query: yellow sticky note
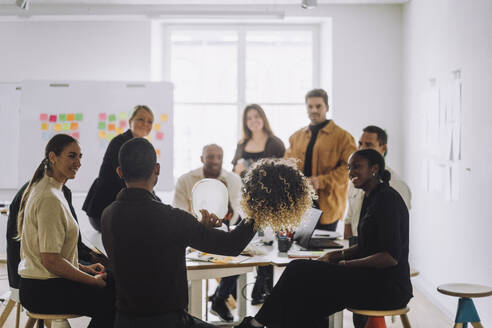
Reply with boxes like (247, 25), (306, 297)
(153, 123), (161, 131)
(98, 131), (107, 139)
(155, 148), (161, 157)
(41, 123), (49, 131)
(160, 114), (168, 122)
(116, 127), (124, 134)
(53, 123), (62, 131)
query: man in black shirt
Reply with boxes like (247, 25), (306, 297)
(101, 138), (256, 328)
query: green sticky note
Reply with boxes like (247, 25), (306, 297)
(98, 122), (106, 130)
(62, 123), (70, 131)
(59, 114), (66, 122)
(119, 112), (127, 120)
(107, 132), (116, 141)
(108, 114), (116, 122)
(75, 113), (83, 121)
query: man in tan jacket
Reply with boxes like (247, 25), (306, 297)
(285, 89), (356, 231)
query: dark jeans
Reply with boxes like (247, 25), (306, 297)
(115, 310), (215, 328)
(255, 260), (411, 328)
(217, 275), (238, 299)
(20, 277), (115, 328)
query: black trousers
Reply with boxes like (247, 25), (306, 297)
(115, 310), (215, 328)
(255, 260), (410, 328)
(20, 277), (115, 328)
(217, 275), (238, 299)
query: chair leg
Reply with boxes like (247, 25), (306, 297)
(453, 324), (464, 328)
(24, 318), (36, 328)
(365, 316), (387, 328)
(15, 303), (21, 328)
(36, 319), (44, 328)
(44, 320), (51, 328)
(0, 299), (16, 326)
(400, 313), (411, 328)
(471, 322), (483, 328)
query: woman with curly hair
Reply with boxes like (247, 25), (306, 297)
(236, 149), (413, 328)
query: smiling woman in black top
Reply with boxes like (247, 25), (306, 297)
(235, 149), (413, 328)
(83, 105), (154, 232)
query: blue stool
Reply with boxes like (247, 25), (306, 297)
(437, 283), (492, 328)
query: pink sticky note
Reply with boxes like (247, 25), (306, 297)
(72, 132), (80, 140)
(40, 113), (49, 121)
(119, 120), (127, 128)
(99, 113), (107, 120)
(49, 115), (57, 122)
(156, 132), (164, 140)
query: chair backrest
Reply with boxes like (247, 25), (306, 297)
(6, 182), (28, 289)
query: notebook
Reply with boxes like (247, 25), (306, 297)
(293, 208), (343, 250)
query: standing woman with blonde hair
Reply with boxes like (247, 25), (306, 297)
(83, 105), (154, 231)
(18, 134), (115, 327)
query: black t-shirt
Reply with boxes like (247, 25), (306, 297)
(357, 183), (413, 298)
(303, 120), (330, 177)
(101, 188), (256, 316)
(243, 150), (265, 162)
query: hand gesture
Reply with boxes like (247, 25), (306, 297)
(317, 250), (343, 264)
(234, 159), (246, 175)
(85, 263), (105, 275)
(199, 209), (222, 228)
(93, 272), (107, 288)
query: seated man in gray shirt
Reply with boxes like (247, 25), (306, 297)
(101, 138), (256, 328)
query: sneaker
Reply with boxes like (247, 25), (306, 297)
(234, 316), (263, 328)
(211, 297), (234, 322)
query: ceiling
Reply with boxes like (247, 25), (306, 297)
(0, 0), (408, 4)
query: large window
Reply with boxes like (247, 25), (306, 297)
(169, 26), (318, 178)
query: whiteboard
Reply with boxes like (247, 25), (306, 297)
(18, 81), (174, 192)
(0, 84), (21, 188)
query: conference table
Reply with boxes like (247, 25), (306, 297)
(84, 228), (346, 327)
(186, 241), (347, 327)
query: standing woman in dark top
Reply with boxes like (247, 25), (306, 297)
(83, 105), (154, 232)
(233, 104), (285, 305)
(235, 149), (413, 328)
(232, 104), (285, 177)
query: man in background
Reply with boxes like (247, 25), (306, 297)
(285, 88), (356, 231)
(173, 144), (242, 322)
(344, 125), (412, 328)
(173, 144), (241, 225)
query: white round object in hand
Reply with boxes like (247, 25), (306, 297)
(192, 178), (229, 220)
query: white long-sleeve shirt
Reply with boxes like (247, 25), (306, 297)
(173, 167), (242, 225)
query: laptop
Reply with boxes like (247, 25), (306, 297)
(293, 208), (343, 250)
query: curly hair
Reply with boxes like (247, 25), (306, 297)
(241, 158), (316, 231)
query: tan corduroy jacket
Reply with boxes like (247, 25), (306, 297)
(285, 120), (356, 225)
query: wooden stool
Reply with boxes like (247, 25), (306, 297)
(348, 307), (411, 328)
(437, 283), (492, 328)
(0, 288), (22, 328)
(25, 312), (81, 328)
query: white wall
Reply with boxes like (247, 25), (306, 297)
(402, 0), (492, 323)
(0, 21), (152, 81)
(0, 20), (152, 200)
